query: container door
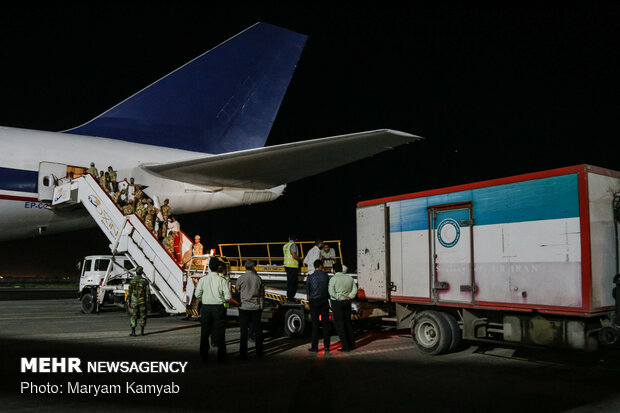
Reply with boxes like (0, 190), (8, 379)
(428, 202), (475, 304)
(357, 203), (390, 300)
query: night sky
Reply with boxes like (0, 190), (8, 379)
(0, 2), (618, 277)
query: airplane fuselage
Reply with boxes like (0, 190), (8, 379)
(0, 126), (284, 241)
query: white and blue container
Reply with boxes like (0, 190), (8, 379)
(357, 165), (620, 353)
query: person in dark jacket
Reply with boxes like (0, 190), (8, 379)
(236, 260), (264, 359)
(306, 260), (330, 352)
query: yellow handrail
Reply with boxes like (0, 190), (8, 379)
(217, 240), (343, 268)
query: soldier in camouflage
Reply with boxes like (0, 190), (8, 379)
(163, 233), (176, 260)
(122, 199), (135, 216)
(134, 184), (144, 202)
(161, 198), (172, 219)
(193, 235), (205, 266)
(87, 162), (98, 179)
(107, 166), (118, 192)
(128, 266), (150, 336)
(104, 172), (113, 194)
(112, 190), (122, 206)
(160, 198), (172, 236)
(98, 170), (107, 188)
(145, 208), (157, 236)
(135, 199), (147, 221)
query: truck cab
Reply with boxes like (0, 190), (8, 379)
(78, 255), (135, 313)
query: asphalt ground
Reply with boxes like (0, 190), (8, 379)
(0, 288), (76, 300)
(1, 299), (619, 413)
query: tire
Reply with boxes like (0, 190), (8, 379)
(81, 292), (96, 314)
(411, 310), (452, 355)
(440, 312), (462, 353)
(283, 309), (305, 337)
(598, 327), (619, 347)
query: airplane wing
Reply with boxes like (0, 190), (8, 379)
(142, 129), (421, 189)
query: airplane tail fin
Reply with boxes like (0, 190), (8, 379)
(64, 23), (307, 154)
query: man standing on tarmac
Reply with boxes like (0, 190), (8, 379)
(303, 240), (323, 275)
(306, 260), (330, 353)
(283, 236), (301, 302)
(195, 259), (231, 362)
(236, 260), (264, 359)
(128, 266), (150, 337)
(328, 262), (357, 352)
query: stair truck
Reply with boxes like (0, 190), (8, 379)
(356, 165), (620, 354)
(53, 173), (195, 316)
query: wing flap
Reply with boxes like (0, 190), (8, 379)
(142, 129), (421, 189)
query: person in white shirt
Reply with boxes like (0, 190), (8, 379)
(127, 177), (136, 201)
(166, 216), (181, 236)
(303, 239), (323, 275)
(118, 177), (129, 192)
(321, 243), (336, 271)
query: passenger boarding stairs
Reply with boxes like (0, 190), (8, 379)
(52, 174), (193, 314)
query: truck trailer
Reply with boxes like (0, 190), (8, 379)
(356, 165), (620, 354)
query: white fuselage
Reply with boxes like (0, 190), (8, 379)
(0, 126), (285, 241)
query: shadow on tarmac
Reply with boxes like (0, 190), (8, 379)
(143, 324), (201, 336)
(2, 332), (620, 413)
(348, 329), (409, 351)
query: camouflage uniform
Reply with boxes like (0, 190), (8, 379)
(112, 191), (122, 205)
(163, 234), (175, 259)
(193, 241), (204, 256)
(161, 202), (172, 236)
(99, 173), (107, 189)
(135, 201), (147, 221)
(87, 165), (98, 179)
(192, 240), (205, 266)
(128, 270), (150, 335)
(134, 185), (143, 201)
(108, 169), (117, 192)
(161, 203), (172, 220)
(145, 210), (156, 236)
(122, 204), (134, 215)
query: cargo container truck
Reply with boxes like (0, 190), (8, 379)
(356, 165), (620, 354)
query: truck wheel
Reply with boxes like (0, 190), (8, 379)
(411, 310), (452, 355)
(81, 292), (96, 314)
(598, 327), (619, 347)
(440, 312), (462, 353)
(283, 309), (305, 337)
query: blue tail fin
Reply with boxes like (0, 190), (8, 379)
(64, 23), (307, 154)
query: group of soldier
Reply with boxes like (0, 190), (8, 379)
(87, 162), (180, 263)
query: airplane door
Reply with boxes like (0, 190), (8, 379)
(428, 202), (475, 304)
(38, 162), (67, 201)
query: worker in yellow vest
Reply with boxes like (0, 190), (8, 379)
(283, 236), (301, 302)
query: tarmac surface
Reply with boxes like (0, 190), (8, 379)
(1, 298), (620, 412)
